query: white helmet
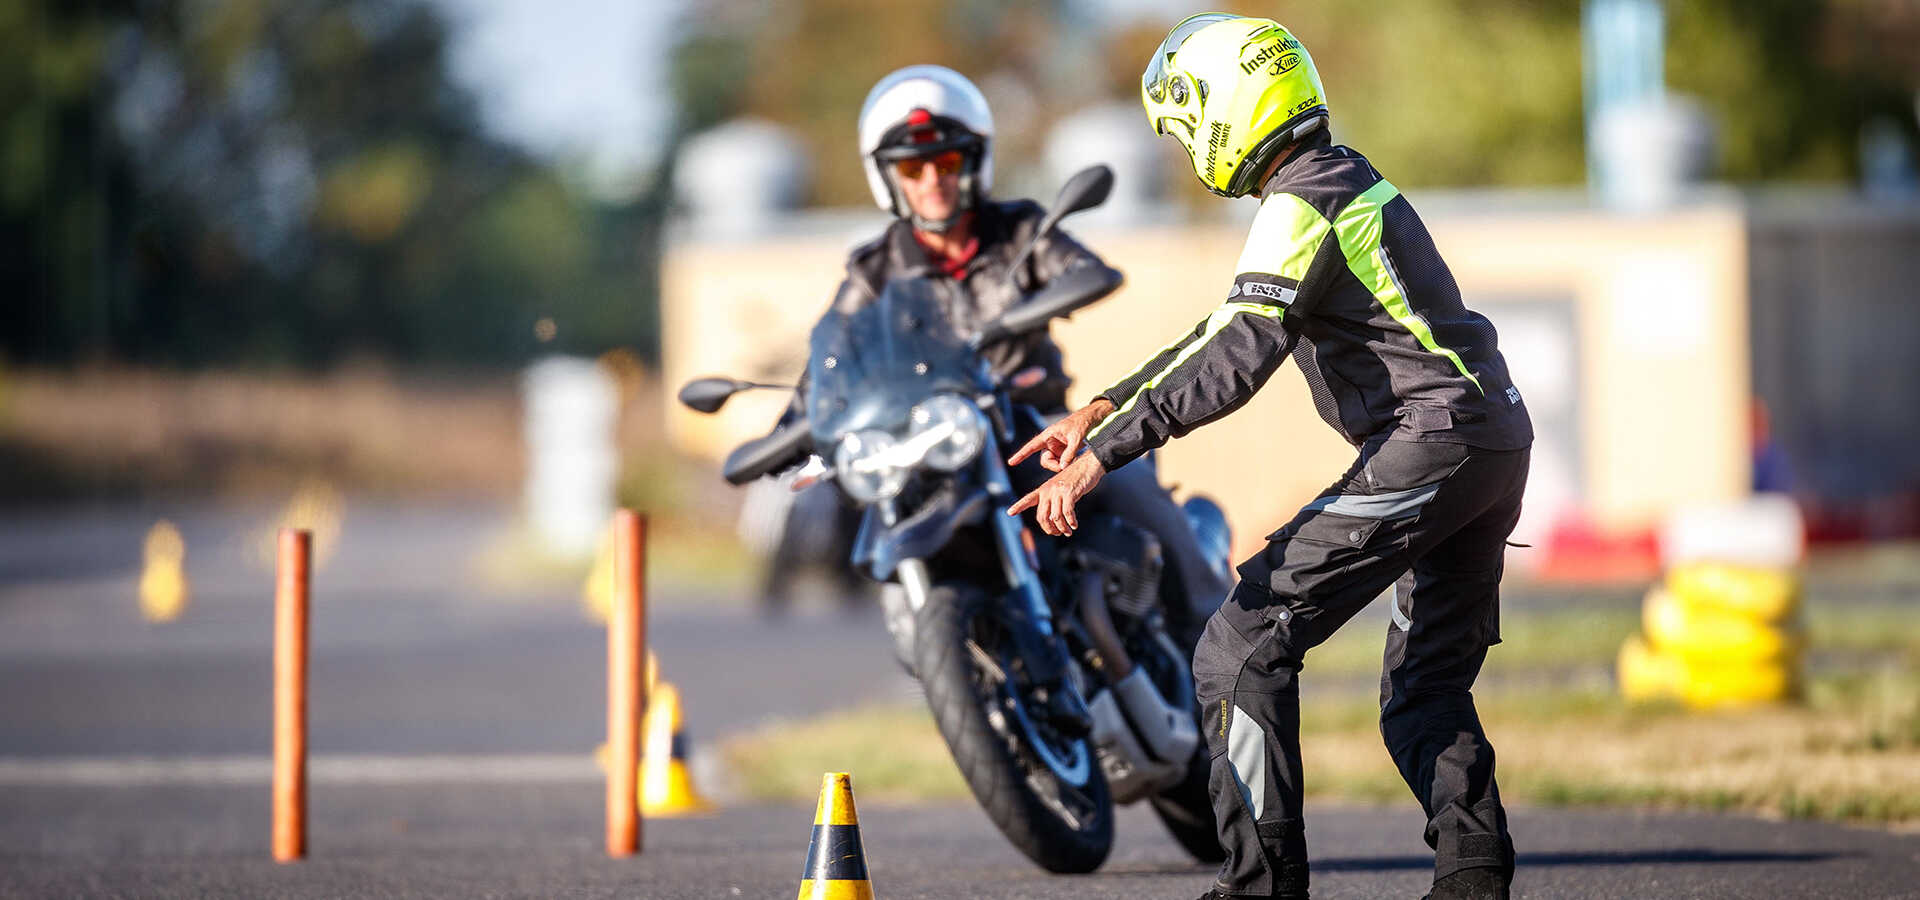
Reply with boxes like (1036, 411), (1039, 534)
(857, 65), (994, 232)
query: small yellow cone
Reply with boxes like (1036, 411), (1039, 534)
(639, 681), (713, 817)
(582, 524), (615, 622)
(139, 520), (189, 623)
(798, 772), (873, 900)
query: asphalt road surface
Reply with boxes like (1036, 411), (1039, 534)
(3, 501), (1917, 898)
(5, 786), (1918, 899)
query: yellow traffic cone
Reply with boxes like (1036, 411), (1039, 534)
(139, 520), (189, 623)
(639, 681), (713, 816)
(582, 524), (615, 622)
(798, 772), (873, 900)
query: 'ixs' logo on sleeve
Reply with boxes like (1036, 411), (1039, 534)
(1230, 279), (1297, 306)
(1240, 38), (1302, 76)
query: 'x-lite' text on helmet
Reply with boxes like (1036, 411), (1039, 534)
(858, 65), (994, 232)
(1141, 14), (1329, 198)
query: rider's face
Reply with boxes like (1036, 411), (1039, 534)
(893, 149), (964, 223)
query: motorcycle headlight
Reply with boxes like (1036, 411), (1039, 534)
(910, 393), (988, 472)
(834, 429), (911, 502)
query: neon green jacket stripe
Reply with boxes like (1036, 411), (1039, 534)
(1235, 191), (1331, 283)
(1088, 301), (1286, 442)
(1095, 191), (1324, 418)
(1333, 179), (1484, 395)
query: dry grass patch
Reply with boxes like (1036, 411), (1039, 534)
(1302, 667), (1920, 824)
(0, 365), (525, 499)
(721, 668), (1920, 827)
(720, 705), (969, 804)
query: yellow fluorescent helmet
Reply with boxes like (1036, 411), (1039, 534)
(1141, 14), (1330, 197)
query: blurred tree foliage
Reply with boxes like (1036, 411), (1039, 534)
(668, 0), (1072, 208)
(672, 0), (1917, 204)
(1, 0), (655, 369)
(5, 1), (1912, 370)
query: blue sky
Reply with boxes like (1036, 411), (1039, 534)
(430, 0), (684, 199)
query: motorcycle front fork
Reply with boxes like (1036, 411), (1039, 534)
(882, 431), (1079, 694)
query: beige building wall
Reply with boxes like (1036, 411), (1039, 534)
(662, 202), (1753, 561)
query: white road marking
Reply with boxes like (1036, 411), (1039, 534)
(0, 754), (599, 786)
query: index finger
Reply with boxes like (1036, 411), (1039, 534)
(1005, 488), (1042, 517)
(1006, 430), (1052, 466)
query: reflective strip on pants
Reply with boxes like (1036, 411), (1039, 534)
(1228, 703), (1268, 819)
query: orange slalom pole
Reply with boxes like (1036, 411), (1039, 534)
(273, 528), (311, 863)
(607, 510), (646, 856)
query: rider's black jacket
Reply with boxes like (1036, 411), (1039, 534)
(824, 199), (1116, 413)
(1086, 134), (1533, 470)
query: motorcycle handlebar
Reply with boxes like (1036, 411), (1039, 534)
(972, 262), (1123, 349)
(723, 262), (1120, 485)
(722, 421), (812, 485)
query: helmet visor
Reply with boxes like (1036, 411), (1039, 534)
(1141, 13), (1236, 103)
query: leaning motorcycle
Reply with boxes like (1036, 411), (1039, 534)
(679, 167), (1227, 873)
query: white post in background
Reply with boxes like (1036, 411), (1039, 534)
(1584, 0), (1664, 201)
(1044, 102), (1164, 228)
(523, 356), (619, 558)
(673, 118), (809, 240)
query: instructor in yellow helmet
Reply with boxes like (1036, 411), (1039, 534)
(1007, 15), (1532, 900)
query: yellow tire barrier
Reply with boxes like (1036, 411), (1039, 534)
(1642, 586), (1802, 665)
(1674, 656), (1798, 709)
(1666, 563), (1800, 622)
(1616, 633), (1687, 704)
(1617, 632), (1797, 709)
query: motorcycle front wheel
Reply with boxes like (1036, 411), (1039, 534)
(915, 582), (1113, 874)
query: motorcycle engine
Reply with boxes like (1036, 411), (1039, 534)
(1068, 518), (1163, 622)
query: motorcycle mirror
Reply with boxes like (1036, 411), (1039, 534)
(1049, 163), (1116, 221)
(677, 377), (748, 414)
(1006, 164), (1114, 285)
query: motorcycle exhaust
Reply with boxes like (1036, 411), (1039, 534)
(1077, 573), (1135, 677)
(1078, 575), (1202, 803)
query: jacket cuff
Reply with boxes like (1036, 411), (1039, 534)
(1087, 435), (1136, 472)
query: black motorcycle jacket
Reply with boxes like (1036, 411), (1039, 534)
(826, 198), (1117, 413)
(1086, 134), (1533, 470)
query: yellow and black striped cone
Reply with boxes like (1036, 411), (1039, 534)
(797, 772), (873, 900)
(639, 681), (713, 816)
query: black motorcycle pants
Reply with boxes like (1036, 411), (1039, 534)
(1192, 438), (1529, 897)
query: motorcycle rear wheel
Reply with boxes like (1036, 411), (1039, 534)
(1149, 741), (1227, 863)
(915, 582), (1114, 874)
(1132, 622), (1226, 864)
